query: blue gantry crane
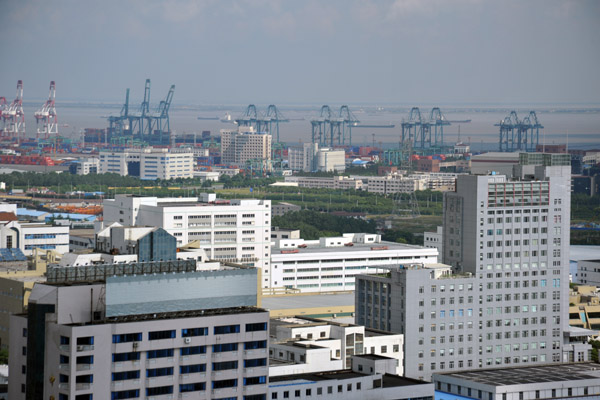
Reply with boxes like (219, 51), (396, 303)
(401, 107), (451, 149)
(107, 79), (175, 146)
(496, 110), (542, 152)
(234, 104), (289, 142)
(310, 105), (359, 147)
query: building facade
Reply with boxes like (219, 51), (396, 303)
(9, 260), (269, 400)
(99, 147), (194, 180)
(103, 194), (272, 275)
(221, 127), (272, 167)
(271, 233), (438, 293)
(357, 164), (579, 381)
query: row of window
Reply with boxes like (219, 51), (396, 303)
(112, 341), (267, 361)
(112, 323), (267, 343)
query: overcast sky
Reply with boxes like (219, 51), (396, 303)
(1, 0), (599, 106)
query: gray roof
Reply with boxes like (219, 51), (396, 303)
(261, 293), (354, 310)
(273, 241), (431, 254)
(437, 363), (600, 386)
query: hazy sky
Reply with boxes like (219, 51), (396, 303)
(1, 0), (599, 106)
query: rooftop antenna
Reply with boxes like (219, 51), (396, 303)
(566, 130), (569, 153)
(457, 125), (461, 143)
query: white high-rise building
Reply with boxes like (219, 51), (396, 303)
(221, 127), (272, 168)
(102, 194), (272, 277)
(356, 163), (586, 381)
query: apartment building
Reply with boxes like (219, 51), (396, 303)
(221, 127), (272, 167)
(99, 147), (194, 180)
(102, 194), (272, 274)
(9, 259), (269, 400)
(270, 233), (438, 293)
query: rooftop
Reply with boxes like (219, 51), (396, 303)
(269, 371), (429, 388)
(75, 306), (267, 326)
(262, 292), (354, 311)
(436, 363), (600, 386)
(273, 240), (432, 254)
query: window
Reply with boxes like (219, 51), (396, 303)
(179, 382), (206, 392)
(213, 343), (238, 353)
(214, 325), (240, 334)
(146, 386), (173, 396)
(180, 364), (206, 374)
(111, 389), (140, 399)
(244, 358), (267, 368)
(246, 322), (268, 332)
(245, 340), (267, 350)
(112, 352), (140, 362)
(113, 333), (142, 343)
(146, 367), (173, 377)
(213, 361), (238, 371)
(244, 376), (267, 385)
(212, 379), (238, 389)
(147, 349), (174, 359)
(148, 330), (175, 340)
(182, 327), (208, 337)
(181, 346), (206, 356)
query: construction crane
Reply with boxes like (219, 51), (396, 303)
(496, 110), (541, 152)
(34, 81), (58, 140)
(1, 80), (25, 143)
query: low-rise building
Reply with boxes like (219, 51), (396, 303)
(269, 355), (433, 400)
(576, 259), (600, 287)
(271, 227), (301, 240)
(0, 220), (69, 256)
(317, 148), (346, 172)
(284, 176), (363, 190)
(270, 233), (438, 293)
(270, 317), (403, 375)
(99, 147), (194, 180)
(433, 363), (600, 400)
(272, 202), (302, 217)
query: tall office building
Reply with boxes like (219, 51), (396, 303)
(102, 194), (272, 276)
(221, 127), (272, 168)
(356, 163), (587, 381)
(9, 260), (269, 400)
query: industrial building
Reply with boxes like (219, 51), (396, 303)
(270, 233), (438, 293)
(8, 259), (268, 400)
(433, 363), (600, 400)
(102, 194), (272, 274)
(98, 147), (194, 180)
(0, 220), (69, 256)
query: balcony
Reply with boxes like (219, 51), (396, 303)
(76, 363), (93, 371)
(59, 363), (70, 372)
(58, 383), (69, 391)
(76, 382), (92, 391)
(76, 345), (94, 352)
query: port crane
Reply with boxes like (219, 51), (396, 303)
(310, 105), (360, 147)
(1, 80), (25, 143)
(401, 107), (452, 149)
(34, 81), (58, 140)
(495, 110), (542, 152)
(234, 104), (289, 142)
